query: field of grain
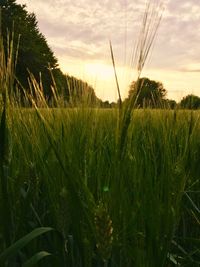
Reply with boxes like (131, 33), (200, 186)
(0, 106), (199, 266)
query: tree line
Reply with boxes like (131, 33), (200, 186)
(1, 0), (200, 109)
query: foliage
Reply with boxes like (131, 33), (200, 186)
(0, 0), (100, 105)
(0, 227), (53, 266)
(128, 77), (167, 108)
(0, 0), (59, 96)
(161, 99), (177, 109)
(66, 75), (100, 106)
(179, 94), (200, 109)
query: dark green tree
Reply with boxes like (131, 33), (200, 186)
(162, 99), (177, 109)
(180, 94), (200, 109)
(0, 0), (101, 105)
(128, 77), (167, 108)
(0, 0), (65, 98)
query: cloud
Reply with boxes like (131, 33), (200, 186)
(15, 0), (200, 66)
(16, 0), (147, 61)
(179, 63), (200, 73)
(15, 0), (200, 100)
(151, 0), (200, 69)
(180, 69), (200, 73)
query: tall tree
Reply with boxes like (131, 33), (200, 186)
(128, 77), (167, 108)
(0, 0), (60, 97)
(0, 0), (101, 105)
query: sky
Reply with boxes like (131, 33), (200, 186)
(16, 0), (200, 102)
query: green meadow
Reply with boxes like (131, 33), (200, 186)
(0, 105), (200, 266)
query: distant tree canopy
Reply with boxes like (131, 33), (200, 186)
(163, 99), (177, 109)
(180, 94), (200, 109)
(128, 77), (167, 108)
(66, 76), (101, 106)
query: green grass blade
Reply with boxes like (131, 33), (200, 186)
(22, 251), (51, 267)
(0, 106), (12, 247)
(0, 227), (53, 263)
(109, 40), (122, 108)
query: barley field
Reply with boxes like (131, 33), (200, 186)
(0, 105), (200, 266)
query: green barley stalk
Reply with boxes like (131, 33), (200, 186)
(109, 40), (122, 109)
(0, 32), (16, 247)
(0, 104), (12, 248)
(117, 1), (163, 160)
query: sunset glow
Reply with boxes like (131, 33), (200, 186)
(16, 0), (200, 102)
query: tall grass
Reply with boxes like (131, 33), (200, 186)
(0, 29), (15, 249)
(3, 107), (199, 266)
(0, 1), (199, 266)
